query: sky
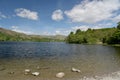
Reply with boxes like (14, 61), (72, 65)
(0, 0), (120, 35)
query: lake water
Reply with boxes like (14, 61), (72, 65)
(0, 42), (120, 80)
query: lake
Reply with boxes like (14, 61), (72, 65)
(0, 42), (120, 80)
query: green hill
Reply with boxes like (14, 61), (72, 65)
(66, 27), (117, 44)
(0, 28), (66, 42)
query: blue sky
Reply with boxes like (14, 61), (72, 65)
(0, 0), (120, 35)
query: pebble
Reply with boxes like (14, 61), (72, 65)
(71, 67), (81, 73)
(56, 72), (65, 78)
(8, 71), (14, 74)
(32, 72), (40, 76)
(24, 69), (30, 75)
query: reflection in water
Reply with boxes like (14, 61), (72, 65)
(0, 42), (120, 80)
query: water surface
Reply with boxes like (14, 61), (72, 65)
(0, 42), (120, 80)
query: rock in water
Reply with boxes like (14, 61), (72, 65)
(72, 67), (77, 72)
(24, 69), (30, 74)
(36, 66), (40, 69)
(25, 69), (30, 72)
(32, 72), (40, 76)
(71, 67), (81, 73)
(77, 69), (81, 73)
(8, 72), (14, 74)
(56, 72), (65, 78)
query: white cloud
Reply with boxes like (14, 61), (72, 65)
(112, 15), (120, 22)
(91, 26), (107, 29)
(55, 29), (71, 35)
(42, 32), (51, 35)
(15, 8), (38, 20)
(11, 26), (33, 35)
(52, 9), (64, 21)
(62, 30), (71, 35)
(55, 30), (61, 34)
(71, 25), (109, 32)
(0, 12), (7, 19)
(65, 0), (120, 23)
(96, 23), (113, 27)
(11, 26), (18, 29)
(72, 26), (89, 31)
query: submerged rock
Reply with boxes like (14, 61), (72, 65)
(36, 66), (50, 70)
(0, 67), (6, 71)
(36, 66), (40, 70)
(71, 67), (81, 73)
(56, 72), (65, 78)
(8, 71), (14, 74)
(32, 72), (40, 76)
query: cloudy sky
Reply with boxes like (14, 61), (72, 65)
(0, 0), (120, 35)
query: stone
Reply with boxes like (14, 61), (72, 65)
(71, 67), (81, 73)
(32, 72), (40, 76)
(25, 69), (30, 73)
(8, 72), (14, 74)
(24, 69), (30, 75)
(56, 72), (65, 78)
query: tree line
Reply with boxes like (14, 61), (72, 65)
(66, 22), (120, 44)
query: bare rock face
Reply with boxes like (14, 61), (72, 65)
(56, 72), (65, 78)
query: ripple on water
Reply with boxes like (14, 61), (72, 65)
(0, 42), (120, 80)
(79, 71), (120, 80)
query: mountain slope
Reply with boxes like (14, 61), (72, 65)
(0, 28), (66, 42)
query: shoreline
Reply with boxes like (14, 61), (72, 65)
(0, 41), (120, 47)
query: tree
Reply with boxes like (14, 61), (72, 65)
(66, 32), (76, 43)
(66, 26), (117, 44)
(102, 37), (106, 43)
(117, 22), (120, 29)
(107, 30), (120, 44)
(75, 29), (81, 34)
(82, 37), (88, 43)
(87, 28), (92, 32)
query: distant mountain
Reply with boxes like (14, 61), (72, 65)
(40, 35), (66, 40)
(0, 27), (66, 42)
